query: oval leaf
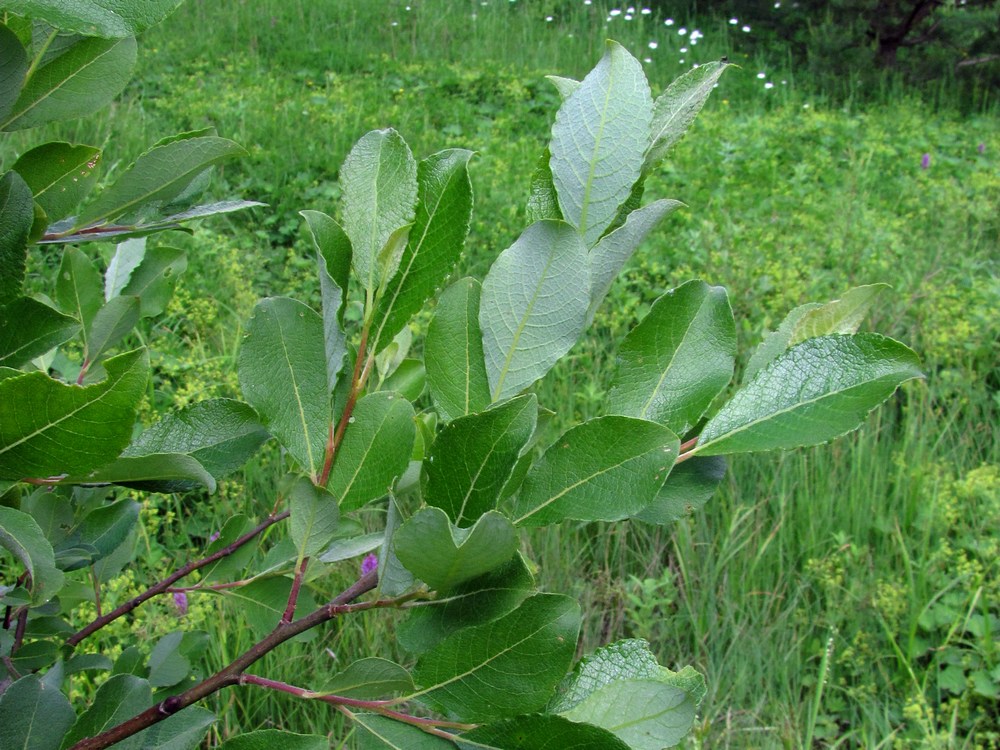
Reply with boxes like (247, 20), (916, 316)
(289, 476), (339, 558)
(0, 170), (33, 304)
(0, 674), (76, 750)
(0, 296), (79, 369)
(0, 506), (64, 604)
(458, 715), (631, 750)
(4, 0), (184, 37)
(12, 142), (101, 222)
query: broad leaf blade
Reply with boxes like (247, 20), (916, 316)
(457, 715), (631, 750)
(327, 391), (415, 511)
(60, 674), (152, 749)
(55, 246), (103, 333)
(217, 730), (327, 750)
(0, 24), (28, 122)
(289, 476), (339, 558)
(423, 394), (537, 525)
(698, 334), (924, 455)
(12, 142), (101, 221)
(340, 129), (417, 294)
(425, 277), (490, 421)
(317, 657), (413, 699)
(393, 507), (518, 592)
(0, 674), (75, 750)
(5, 0), (184, 37)
(301, 211), (350, 391)
(66, 453), (216, 493)
(608, 280), (736, 435)
(2, 36), (136, 131)
(373, 148), (474, 353)
(0, 348), (148, 478)
(633, 455), (726, 525)
(479, 220), (589, 402)
(120, 245), (187, 318)
(85, 294), (139, 363)
(411, 593), (580, 722)
(644, 60), (730, 174)
(550, 41), (652, 247)
(0, 506), (64, 604)
(353, 714), (454, 750)
(0, 170), (33, 303)
(238, 297), (328, 478)
(0, 296), (79, 368)
(511, 416), (678, 527)
(104, 238), (145, 301)
(524, 149), (562, 224)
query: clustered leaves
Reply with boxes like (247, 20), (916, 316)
(0, 4), (922, 749)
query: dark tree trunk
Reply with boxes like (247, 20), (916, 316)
(869, 0), (944, 67)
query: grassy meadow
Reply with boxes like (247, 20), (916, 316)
(7, 0), (999, 747)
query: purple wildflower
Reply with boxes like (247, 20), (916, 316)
(173, 591), (188, 616)
(920, 153), (931, 170)
(361, 554), (379, 576)
(208, 531), (220, 543)
(978, 143), (986, 154)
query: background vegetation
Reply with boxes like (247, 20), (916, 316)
(4, 0), (997, 746)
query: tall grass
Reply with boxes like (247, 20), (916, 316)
(4, 0), (997, 746)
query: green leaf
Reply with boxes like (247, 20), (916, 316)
(375, 495), (415, 597)
(412, 593), (580, 722)
(0, 506), (64, 603)
(397, 553), (534, 655)
(457, 715), (630, 750)
(549, 639), (663, 713)
(289, 476), (339, 558)
(12, 142), (101, 221)
(104, 238), (145, 300)
(643, 60), (730, 174)
(217, 577), (316, 641)
(546, 75), (581, 100)
(0, 24), (28, 122)
(0, 296), (79, 368)
(423, 395), (536, 525)
(587, 199), (681, 323)
(123, 398), (268, 479)
(379, 358), (425, 402)
(353, 714), (455, 750)
(316, 530), (382, 564)
(74, 135), (246, 227)
(4, 0), (184, 37)
(340, 129), (417, 294)
(130, 705), (215, 750)
(21, 487), (73, 544)
(524, 149), (562, 224)
(217, 730), (327, 750)
(608, 280), (736, 435)
(1, 36), (136, 131)
(60, 674), (151, 749)
(0, 170), (33, 303)
(328, 391), (415, 511)
(744, 284), (890, 382)
(425, 277), (490, 421)
(633, 455), (726, 525)
(85, 294), (139, 363)
(550, 41), (652, 247)
(317, 657), (413, 699)
(697, 334), (924, 455)
(394, 507), (517, 591)
(119, 245), (187, 318)
(239, 297), (328, 478)
(0, 347), (148, 478)
(198, 515), (254, 583)
(560, 678), (697, 749)
(480, 220), (589, 402)
(63, 498), (139, 562)
(65, 453), (216, 493)
(0, 674), (76, 750)
(511, 416), (678, 526)
(301, 211), (350, 392)
(373, 148), (474, 352)
(148, 631), (190, 688)
(56, 246), (104, 334)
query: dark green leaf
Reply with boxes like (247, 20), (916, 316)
(55, 246), (103, 332)
(697, 334), (924, 455)
(63, 498), (138, 561)
(0, 347), (148, 478)
(216, 577), (316, 641)
(0, 24), (28, 122)
(66, 453), (216, 493)
(4, 0), (184, 37)
(457, 715), (630, 750)
(633, 455), (726, 525)
(85, 294), (139, 362)
(0, 170), (33, 303)
(198, 515), (254, 583)
(217, 730), (327, 750)
(608, 280), (735, 435)
(119, 245), (187, 318)
(379, 358), (425, 402)
(289, 476), (339, 558)
(411, 593), (580, 722)
(130, 705), (215, 750)
(2, 36), (136, 131)
(0, 296), (79, 368)
(148, 632), (190, 688)
(60, 674), (152, 749)
(425, 277), (490, 421)
(375, 495), (415, 598)
(394, 507), (517, 592)
(317, 657), (413, 699)
(353, 715), (454, 750)
(511, 416), (678, 526)
(301, 209), (351, 324)
(12, 142), (100, 221)
(423, 395), (536, 525)
(0, 505), (64, 603)
(0, 674), (75, 750)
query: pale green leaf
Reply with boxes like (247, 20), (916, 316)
(55, 246), (102, 335)
(376, 495), (415, 598)
(608, 280), (736, 435)
(546, 74), (580, 99)
(148, 631), (189, 688)
(300, 209), (351, 322)
(524, 149), (561, 224)
(327, 391), (415, 511)
(0, 170), (33, 303)
(2, 36), (136, 131)
(425, 277), (490, 421)
(423, 394), (537, 525)
(120, 245), (187, 318)
(316, 657), (413, 699)
(0, 347), (148, 478)
(394, 507), (517, 591)
(75, 135), (246, 227)
(561, 678), (697, 749)
(550, 41), (652, 247)
(4, 0), (184, 37)
(238, 297), (328, 477)
(587, 199), (681, 323)
(289, 476), (339, 558)
(0, 674), (75, 750)
(743, 302), (822, 384)
(216, 577), (316, 641)
(643, 60), (730, 174)
(85, 294), (139, 362)
(549, 638), (662, 713)
(340, 129), (417, 294)
(104, 238), (145, 300)
(373, 148), (474, 352)
(0, 506), (64, 604)
(316, 531), (383, 564)
(411, 593), (580, 722)
(65, 453), (216, 493)
(479, 220), (589, 402)
(697, 334), (924, 455)
(11, 142), (100, 221)
(0, 296), (79, 368)
(511, 416), (678, 526)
